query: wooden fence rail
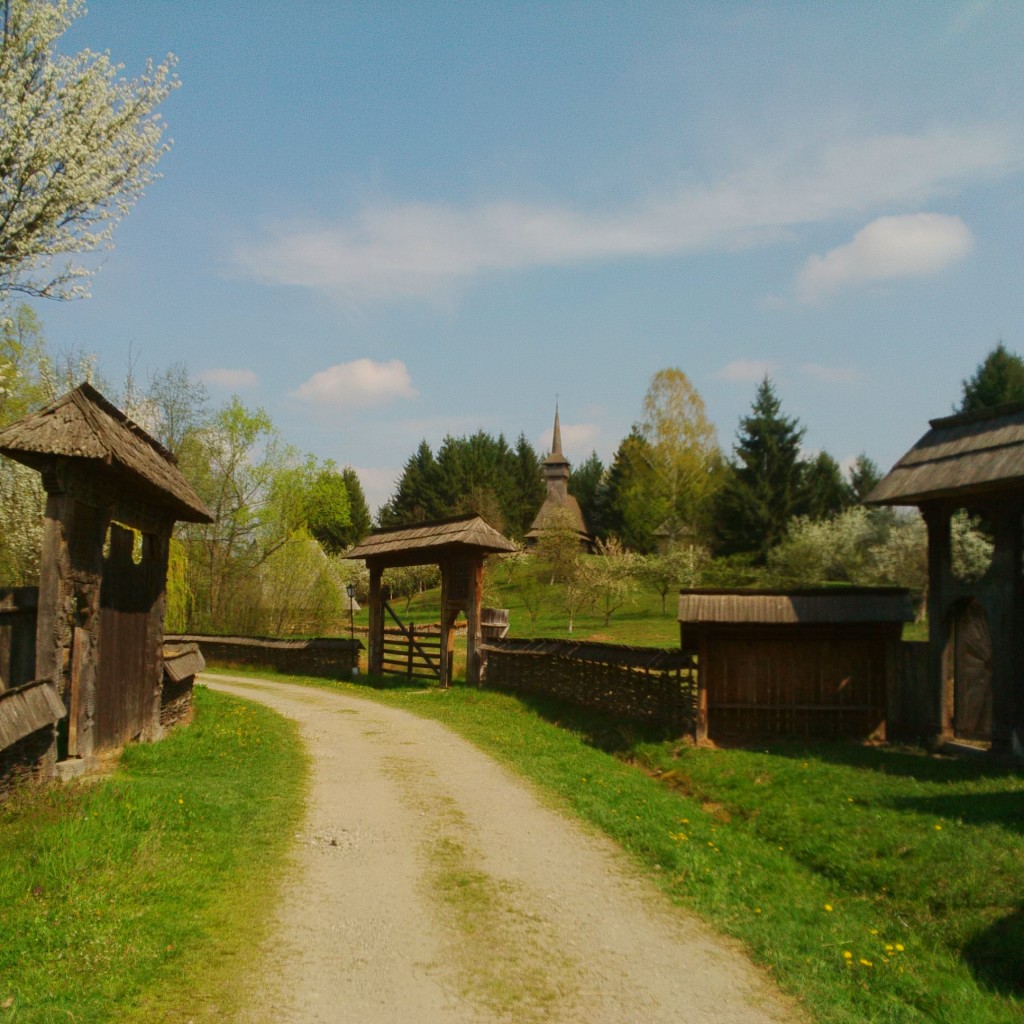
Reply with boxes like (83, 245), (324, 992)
(482, 638), (697, 734)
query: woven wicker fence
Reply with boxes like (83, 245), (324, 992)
(482, 638), (697, 734)
(167, 634), (362, 680)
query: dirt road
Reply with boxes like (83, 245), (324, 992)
(206, 676), (798, 1024)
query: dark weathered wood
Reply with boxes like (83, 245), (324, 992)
(0, 588), (38, 691)
(680, 602), (906, 742)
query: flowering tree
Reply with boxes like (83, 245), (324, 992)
(0, 0), (178, 300)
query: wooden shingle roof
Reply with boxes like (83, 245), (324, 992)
(867, 400), (1024, 506)
(678, 588), (914, 625)
(0, 383), (212, 523)
(346, 513), (517, 567)
(0, 679), (65, 750)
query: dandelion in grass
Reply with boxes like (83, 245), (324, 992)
(895, 943), (904, 952)
(843, 951), (852, 960)
(824, 904), (833, 912)
(859, 959), (873, 967)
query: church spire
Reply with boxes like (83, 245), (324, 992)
(551, 403), (563, 458)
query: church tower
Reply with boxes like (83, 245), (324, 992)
(526, 405), (592, 548)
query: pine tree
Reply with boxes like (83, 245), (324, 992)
(803, 451), (851, 520)
(848, 454), (882, 503)
(959, 342), (1024, 412)
(714, 378), (807, 560)
(569, 451), (605, 540)
(340, 467), (372, 546)
(603, 428), (661, 552)
(377, 440), (440, 525)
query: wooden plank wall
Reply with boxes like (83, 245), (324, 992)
(701, 627), (892, 740)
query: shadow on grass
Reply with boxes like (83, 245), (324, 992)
(503, 691), (685, 754)
(885, 790), (1024, 836)
(962, 905), (1024, 997)
(766, 741), (1021, 784)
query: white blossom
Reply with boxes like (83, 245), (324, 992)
(0, 0), (178, 300)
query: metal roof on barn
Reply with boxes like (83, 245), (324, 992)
(345, 513), (517, 567)
(866, 400), (1024, 507)
(678, 588), (915, 626)
(0, 382), (212, 523)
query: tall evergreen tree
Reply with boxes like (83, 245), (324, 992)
(803, 451), (851, 521)
(340, 467), (372, 545)
(377, 440), (441, 525)
(848, 454), (882, 503)
(959, 342), (1024, 412)
(511, 434), (546, 537)
(377, 431), (546, 539)
(713, 378), (807, 560)
(603, 428), (661, 552)
(570, 451), (606, 540)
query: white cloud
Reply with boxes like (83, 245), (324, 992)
(291, 358), (416, 408)
(796, 213), (974, 303)
(799, 363), (863, 384)
(716, 358), (779, 383)
(233, 125), (1020, 301)
(199, 367), (259, 390)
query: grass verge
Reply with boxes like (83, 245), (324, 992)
(207, 666), (1024, 1024)
(0, 687), (307, 1024)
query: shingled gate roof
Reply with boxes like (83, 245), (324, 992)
(345, 513), (517, 567)
(0, 382), (213, 523)
(678, 588), (914, 626)
(867, 400), (1024, 506)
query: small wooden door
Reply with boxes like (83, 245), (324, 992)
(953, 600), (992, 741)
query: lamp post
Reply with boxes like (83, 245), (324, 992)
(346, 584), (357, 676)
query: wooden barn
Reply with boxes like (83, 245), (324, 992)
(0, 383), (212, 770)
(678, 588), (913, 742)
(868, 400), (1024, 761)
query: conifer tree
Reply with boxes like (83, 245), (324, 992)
(340, 467), (372, 545)
(959, 342), (1024, 412)
(713, 378), (807, 560)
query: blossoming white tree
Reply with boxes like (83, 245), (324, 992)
(0, 0), (178, 300)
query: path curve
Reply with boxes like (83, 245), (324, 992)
(205, 675), (798, 1024)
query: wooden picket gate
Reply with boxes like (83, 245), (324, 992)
(381, 601), (442, 682)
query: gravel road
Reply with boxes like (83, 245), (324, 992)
(205, 675), (799, 1024)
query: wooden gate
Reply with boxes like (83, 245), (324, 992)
(952, 599), (992, 742)
(381, 601), (442, 682)
(92, 525), (163, 751)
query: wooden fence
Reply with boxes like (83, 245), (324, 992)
(167, 634), (361, 680)
(482, 638), (697, 734)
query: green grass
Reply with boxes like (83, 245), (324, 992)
(0, 688), (307, 1024)
(208, 665), (1024, 1024)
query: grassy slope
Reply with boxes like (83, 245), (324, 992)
(0, 688), (307, 1024)
(209, 666), (1024, 1024)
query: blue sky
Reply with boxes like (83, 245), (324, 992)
(36, 1), (1024, 511)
